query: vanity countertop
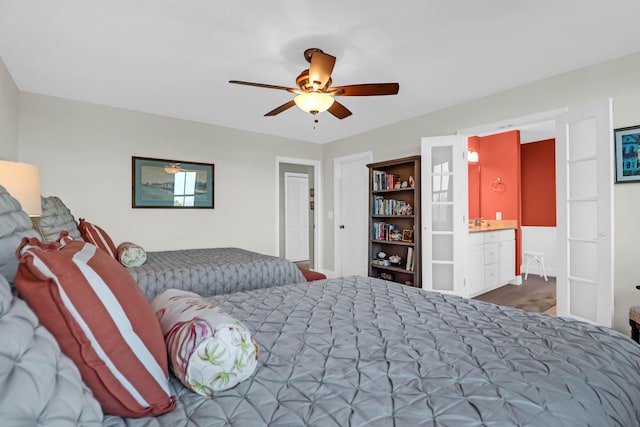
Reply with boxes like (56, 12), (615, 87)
(468, 219), (517, 232)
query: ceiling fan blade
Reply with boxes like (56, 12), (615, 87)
(265, 100), (296, 116)
(330, 83), (399, 96)
(309, 51), (336, 89)
(327, 101), (352, 119)
(229, 80), (298, 93)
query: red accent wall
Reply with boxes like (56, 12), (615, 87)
(478, 131), (521, 222)
(472, 130), (522, 275)
(520, 139), (556, 226)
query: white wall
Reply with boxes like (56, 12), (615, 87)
(18, 93), (322, 256)
(322, 51), (640, 334)
(521, 227), (557, 278)
(0, 57), (19, 161)
(11, 52), (640, 334)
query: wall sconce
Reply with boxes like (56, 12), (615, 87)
(0, 160), (42, 217)
(468, 149), (479, 163)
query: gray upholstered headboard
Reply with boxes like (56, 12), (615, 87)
(0, 185), (39, 284)
(37, 195), (82, 242)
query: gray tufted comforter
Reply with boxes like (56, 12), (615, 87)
(103, 276), (640, 426)
(127, 247), (306, 299)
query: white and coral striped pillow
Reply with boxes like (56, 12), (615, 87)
(14, 233), (175, 418)
(78, 218), (118, 258)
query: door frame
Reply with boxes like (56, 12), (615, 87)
(276, 157), (321, 270)
(457, 107), (569, 301)
(333, 151), (373, 277)
(457, 108), (568, 286)
(456, 105), (614, 326)
(284, 172), (310, 262)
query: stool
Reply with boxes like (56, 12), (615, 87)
(630, 306), (640, 343)
(523, 251), (548, 281)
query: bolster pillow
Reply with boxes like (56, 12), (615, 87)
(152, 289), (259, 397)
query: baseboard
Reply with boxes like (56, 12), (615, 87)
(509, 275), (523, 285)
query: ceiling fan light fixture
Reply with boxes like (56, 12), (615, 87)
(294, 92), (334, 114)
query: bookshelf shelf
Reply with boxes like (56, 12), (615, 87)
(367, 155), (421, 288)
(370, 239), (414, 246)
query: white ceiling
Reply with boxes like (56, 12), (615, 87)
(1, 1), (640, 144)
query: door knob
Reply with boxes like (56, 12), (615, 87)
(339, 225), (345, 229)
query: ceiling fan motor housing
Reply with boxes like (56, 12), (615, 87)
(296, 69), (332, 92)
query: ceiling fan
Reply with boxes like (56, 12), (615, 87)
(229, 48), (399, 120)
(163, 162), (183, 174)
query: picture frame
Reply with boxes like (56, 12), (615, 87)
(132, 156), (214, 208)
(614, 125), (640, 183)
(402, 229), (413, 242)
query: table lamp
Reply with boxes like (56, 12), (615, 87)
(0, 160), (42, 217)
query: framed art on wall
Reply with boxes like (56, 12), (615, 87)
(614, 125), (640, 183)
(132, 156), (214, 208)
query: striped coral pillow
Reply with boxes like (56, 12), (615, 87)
(78, 218), (118, 258)
(14, 233), (175, 418)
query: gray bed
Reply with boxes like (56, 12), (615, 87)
(33, 194), (306, 299)
(103, 275), (640, 426)
(127, 247), (306, 299)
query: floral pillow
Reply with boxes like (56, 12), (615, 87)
(152, 289), (259, 397)
(117, 241), (147, 267)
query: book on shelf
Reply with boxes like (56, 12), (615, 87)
(373, 196), (408, 215)
(373, 222), (401, 241)
(406, 247), (414, 271)
(372, 170), (401, 191)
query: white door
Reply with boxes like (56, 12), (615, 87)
(284, 172), (309, 262)
(421, 135), (468, 296)
(556, 99), (613, 326)
(334, 152), (372, 276)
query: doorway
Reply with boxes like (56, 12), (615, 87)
(276, 158), (321, 270)
(460, 115), (559, 312)
(457, 101), (614, 326)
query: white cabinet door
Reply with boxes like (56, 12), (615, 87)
(466, 244), (485, 295)
(499, 239), (516, 284)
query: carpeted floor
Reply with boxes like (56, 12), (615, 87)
(473, 275), (556, 313)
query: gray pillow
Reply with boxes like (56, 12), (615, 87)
(0, 185), (39, 284)
(0, 274), (103, 425)
(37, 195), (82, 242)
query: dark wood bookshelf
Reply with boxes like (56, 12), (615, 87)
(367, 155), (421, 287)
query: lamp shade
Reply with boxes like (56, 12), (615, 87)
(294, 92), (334, 114)
(0, 160), (42, 216)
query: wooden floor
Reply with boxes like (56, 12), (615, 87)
(474, 275), (557, 315)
